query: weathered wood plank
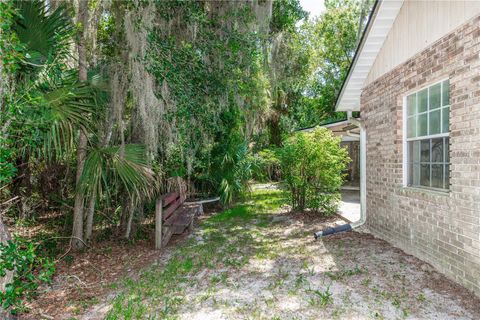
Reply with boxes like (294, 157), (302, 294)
(155, 197), (163, 250)
(156, 194), (203, 247)
(162, 192), (179, 207)
(163, 198), (182, 221)
(161, 226), (174, 247)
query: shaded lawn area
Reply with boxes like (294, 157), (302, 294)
(92, 188), (480, 320)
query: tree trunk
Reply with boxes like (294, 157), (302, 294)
(131, 203), (144, 237)
(72, 131), (87, 250)
(124, 202), (135, 239)
(84, 194), (95, 242)
(71, 0), (89, 251)
(12, 156), (32, 219)
(268, 115), (282, 147)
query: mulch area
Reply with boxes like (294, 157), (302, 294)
(21, 237), (161, 319)
(16, 203), (222, 319)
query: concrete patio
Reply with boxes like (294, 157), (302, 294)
(337, 189), (360, 223)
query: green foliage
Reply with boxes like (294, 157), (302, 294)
(1, 0), (93, 171)
(96, 13), (115, 57)
(209, 130), (254, 205)
(252, 148), (281, 182)
(278, 127), (349, 214)
(0, 0), (22, 74)
(0, 146), (16, 186)
(304, 0), (363, 119)
(267, 1), (312, 145)
(271, 0), (308, 33)
(13, 0), (74, 78)
(79, 144), (156, 202)
(307, 286), (333, 307)
(218, 141), (253, 205)
(147, 2), (271, 200)
(0, 236), (55, 314)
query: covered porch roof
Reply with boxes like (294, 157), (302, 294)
(298, 119), (360, 142)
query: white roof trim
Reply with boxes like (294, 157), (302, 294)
(297, 121), (360, 142)
(297, 120), (349, 133)
(321, 120), (350, 128)
(335, 0), (404, 112)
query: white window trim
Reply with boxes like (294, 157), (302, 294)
(402, 78), (449, 190)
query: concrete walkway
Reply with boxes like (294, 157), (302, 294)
(338, 189), (360, 223)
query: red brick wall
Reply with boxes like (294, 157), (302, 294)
(361, 14), (480, 295)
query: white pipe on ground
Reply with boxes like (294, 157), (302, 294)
(185, 197), (220, 205)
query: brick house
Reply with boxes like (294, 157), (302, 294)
(335, 0), (480, 295)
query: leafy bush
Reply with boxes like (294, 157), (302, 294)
(0, 236), (55, 314)
(278, 127), (349, 214)
(0, 145), (16, 186)
(252, 148), (281, 182)
(217, 139), (254, 205)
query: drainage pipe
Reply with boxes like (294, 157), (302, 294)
(314, 112), (367, 239)
(185, 197), (220, 205)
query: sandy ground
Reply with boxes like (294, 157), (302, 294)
(80, 188), (480, 320)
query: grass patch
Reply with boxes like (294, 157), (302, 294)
(104, 188), (289, 319)
(306, 286), (333, 307)
(325, 266), (368, 281)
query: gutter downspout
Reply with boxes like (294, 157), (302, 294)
(314, 111), (366, 238)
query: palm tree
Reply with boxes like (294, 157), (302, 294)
(7, 0), (156, 248)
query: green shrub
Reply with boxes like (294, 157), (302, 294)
(252, 148), (281, 182)
(0, 236), (55, 314)
(278, 127), (349, 214)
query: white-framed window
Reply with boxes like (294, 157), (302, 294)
(405, 79), (450, 190)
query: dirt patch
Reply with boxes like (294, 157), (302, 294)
(20, 239), (157, 319)
(87, 188), (480, 320)
(20, 228), (195, 320)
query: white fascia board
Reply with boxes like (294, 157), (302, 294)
(335, 0), (404, 112)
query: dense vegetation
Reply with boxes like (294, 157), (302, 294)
(0, 0), (371, 314)
(278, 128), (350, 213)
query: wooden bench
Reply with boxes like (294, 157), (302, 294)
(155, 191), (203, 249)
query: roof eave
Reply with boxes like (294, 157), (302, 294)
(334, 0), (404, 112)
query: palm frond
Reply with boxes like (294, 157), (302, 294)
(79, 144), (157, 204)
(39, 72), (99, 160)
(13, 0), (73, 75)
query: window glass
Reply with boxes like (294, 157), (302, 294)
(442, 80), (450, 106)
(429, 109), (441, 135)
(444, 138), (449, 162)
(407, 116), (416, 138)
(431, 164), (443, 188)
(442, 107), (449, 133)
(431, 138), (443, 163)
(406, 80), (450, 190)
(429, 83), (441, 110)
(420, 164), (430, 187)
(418, 113), (428, 137)
(413, 164), (420, 185)
(444, 164), (449, 188)
(420, 140), (430, 162)
(412, 141), (420, 163)
(418, 88), (428, 112)
(407, 94), (416, 116)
